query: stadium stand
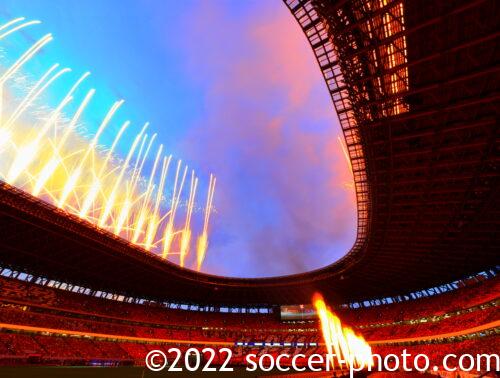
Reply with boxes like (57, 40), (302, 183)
(0, 274), (497, 373)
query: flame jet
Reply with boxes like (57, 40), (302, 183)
(312, 293), (373, 370)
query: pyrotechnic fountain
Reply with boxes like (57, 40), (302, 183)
(0, 17), (215, 271)
(313, 293), (373, 370)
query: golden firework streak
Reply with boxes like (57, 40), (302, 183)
(180, 170), (198, 267)
(196, 174), (216, 270)
(161, 160), (188, 259)
(0, 17), (216, 270)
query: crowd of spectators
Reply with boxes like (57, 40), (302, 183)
(0, 275), (497, 368)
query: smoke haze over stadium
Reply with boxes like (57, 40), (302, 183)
(1, 0), (356, 277)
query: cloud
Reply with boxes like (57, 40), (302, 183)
(176, 1), (357, 277)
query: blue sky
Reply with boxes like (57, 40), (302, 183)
(0, 0), (356, 277)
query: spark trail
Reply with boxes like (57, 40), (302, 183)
(0, 17), (216, 271)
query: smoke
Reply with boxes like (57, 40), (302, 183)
(176, 1), (357, 277)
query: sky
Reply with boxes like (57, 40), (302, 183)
(0, 0), (356, 278)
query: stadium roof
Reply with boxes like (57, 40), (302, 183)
(0, 0), (498, 305)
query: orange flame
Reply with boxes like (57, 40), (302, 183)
(312, 292), (373, 370)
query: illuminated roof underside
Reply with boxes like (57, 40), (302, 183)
(0, 0), (498, 305)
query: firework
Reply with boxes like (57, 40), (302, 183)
(0, 17), (215, 271)
(196, 174), (216, 271)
